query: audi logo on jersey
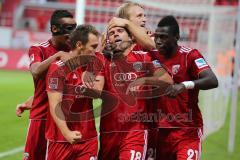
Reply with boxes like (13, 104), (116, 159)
(114, 72), (137, 82)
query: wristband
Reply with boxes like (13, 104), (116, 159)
(181, 81), (195, 89)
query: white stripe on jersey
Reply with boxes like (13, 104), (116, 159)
(41, 44), (50, 48)
(181, 46), (192, 51)
(142, 130), (148, 160)
(197, 128), (203, 160)
(180, 46), (193, 53)
(132, 51), (148, 54)
(40, 42), (50, 48)
(56, 60), (65, 67)
(45, 140), (49, 160)
(180, 48), (191, 53)
(32, 41), (50, 47)
(40, 41), (49, 46)
(24, 120), (32, 152)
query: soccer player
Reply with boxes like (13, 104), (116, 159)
(109, 2), (159, 159)
(115, 1), (152, 35)
(20, 10), (76, 160)
(103, 2), (155, 52)
(45, 24), (101, 160)
(153, 15), (218, 160)
(98, 26), (173, 160)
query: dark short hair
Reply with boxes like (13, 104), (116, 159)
(69, 24), (99, 49)
(157, 15), (179, 36)
(50, 10), (73, 26)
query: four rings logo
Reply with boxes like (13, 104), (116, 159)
(114, 72), (137, 82)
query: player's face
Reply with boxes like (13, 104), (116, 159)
(128, 6), (146, 28)
(108, 27), (131, 51)
(56, 17), (76, 49)
(154, 26), (177, 56)
(81, 33), (99, 55)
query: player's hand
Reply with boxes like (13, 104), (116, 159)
(108, 17), (129, 30)
(57, 51), (71, 62)
(165, 83), (186, 98)
(126, 78), (145, 96)
(62, 130), (82, 144)
(16, 103), (30, 117)
(82, 71), (96, 89)
(65, 56), (80, 71)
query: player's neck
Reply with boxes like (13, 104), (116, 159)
(171, 45), (178, 56)
(123, 44), (134, 57)
(69, 50), (79, 57)
(50, 37), (59, 48)
(164, 45), (178, 59)
(50, 37), (69, 51)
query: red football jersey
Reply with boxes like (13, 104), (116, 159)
(46, 60), (97, 142)
(154, 46), (210, 128)
(100, 44), (162, 132)
(29, 40), (59, 120)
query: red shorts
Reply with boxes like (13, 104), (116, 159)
(156, 128), (203, 160)
(98, 130), (148, 160)
(45, 137), (98, 160)
(23, 119), (47, 160)
(23, 120), (47, 160)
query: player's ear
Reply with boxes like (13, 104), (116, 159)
(51, 25), (58, 34)
(175, 34), (180, 41)
(128, 34), (133, 41)
(76, 41), (82, 49)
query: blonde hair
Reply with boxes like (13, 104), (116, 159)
(116, 2), (144, 19)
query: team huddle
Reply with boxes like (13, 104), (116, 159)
(16, 2), (218, 160)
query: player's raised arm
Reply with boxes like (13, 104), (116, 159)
(108, 17), (155, 50)
(29, 10), (76, 79)
(111, 2), (156, 50)
(29, 49), (69, 79)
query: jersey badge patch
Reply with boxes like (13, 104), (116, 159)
(49, 78), (58, 89)
(133, 61), (143, 71)
(152, 60), (161, 68)
(172, 64), (180, 75)
(195, 58), (208, 69)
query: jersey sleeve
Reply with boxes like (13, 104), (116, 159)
(96, 53), (106, 77)
(146, 52), (162, 75)
(134, 44), (162, 74)
(28, 46), (43, 66)
(187, 49), (211, 78)
(46, 63), (65, 93)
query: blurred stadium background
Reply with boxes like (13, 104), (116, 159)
(0, 0), (239, 159)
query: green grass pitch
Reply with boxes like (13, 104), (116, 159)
(0, 70), (239, 160)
